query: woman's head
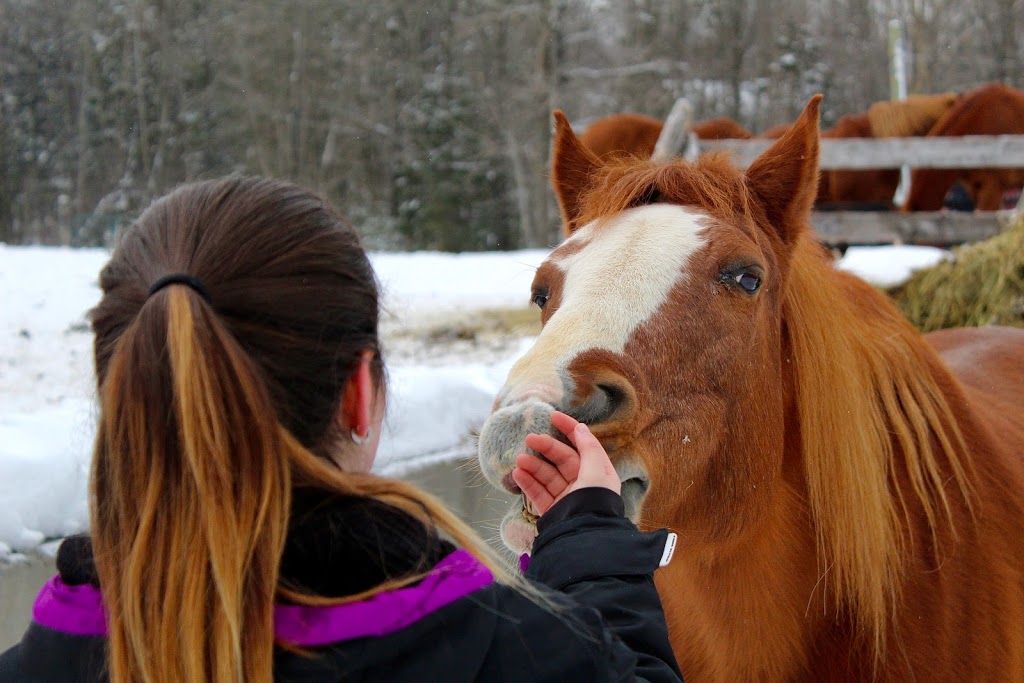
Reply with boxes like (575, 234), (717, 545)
(89, 176), (519, 683)
(89, 176), (387, 682)
(92, 176), (384, 467)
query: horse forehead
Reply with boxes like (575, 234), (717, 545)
(553, 203), (710, 283)
(542, 203), (710, 353)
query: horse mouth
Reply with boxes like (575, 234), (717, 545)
(501, 466), (649, 555)
(522, 493), (540, 523)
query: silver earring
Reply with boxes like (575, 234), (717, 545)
(351, 427), (373, 446)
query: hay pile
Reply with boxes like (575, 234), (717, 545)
(893, 212), (1024, 332)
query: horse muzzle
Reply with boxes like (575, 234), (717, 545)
(477, 397), (556, 493)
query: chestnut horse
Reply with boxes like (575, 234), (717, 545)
(477, 96), (1024, 680)
(579, 112), (752, 159)
(759, 122), (791, 139)
(905, 83), (1024, 211)
(819, 93), (957, 206)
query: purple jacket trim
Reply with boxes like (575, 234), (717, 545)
(274, 549), (494, 646)
(32, 575), (107, 637)
(30, 549), (494, 647)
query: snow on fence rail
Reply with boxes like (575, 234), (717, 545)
(700, 136), (1024, 170)
(652, 97), (1024, 245)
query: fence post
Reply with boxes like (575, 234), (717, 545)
(652, 98), (694, 161)
(889, 19), (911, 208)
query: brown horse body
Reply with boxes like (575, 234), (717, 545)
(820, 93), (958, 207)
(759, 123), (792, 139)
(478, 98), (1024, 680)
(818, 112), (897, 205)
(906, 83), (1024, 210)
(579, 113), (752, 159)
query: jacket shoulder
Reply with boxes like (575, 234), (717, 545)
(0, 624), (107, 683)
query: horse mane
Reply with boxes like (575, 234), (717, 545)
(782, 236), (974, 659)
(574, 156), (977, 661)
(867, 93), (958, 137)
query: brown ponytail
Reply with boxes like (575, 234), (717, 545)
(93, 287), (291, 681)
(90, 177), (520, 683)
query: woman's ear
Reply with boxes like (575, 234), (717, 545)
(341, 350), (377, 442)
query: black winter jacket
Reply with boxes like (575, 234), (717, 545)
(0, 487), (683, 682)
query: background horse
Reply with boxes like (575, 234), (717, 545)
(759, 122), (791, 139)
(819, 93), (957, 207)
(478, 97), (1024, 680)
(905, 83), (1024, 211)
(579, 112), (752, 159)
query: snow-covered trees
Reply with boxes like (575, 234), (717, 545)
(1, 0), (1020, 249)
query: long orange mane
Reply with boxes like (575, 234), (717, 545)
(782, 235), (973, 657)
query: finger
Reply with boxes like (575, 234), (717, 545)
(511, 467), (556, 513)
(515, 452), (570, 493)
(524, 433), (581, 483)
(572, 422), (621, 494)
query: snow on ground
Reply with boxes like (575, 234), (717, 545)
(0, 243), (945, 559)
(836, 245), (950, 289)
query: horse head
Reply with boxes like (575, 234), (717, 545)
(477, 96), (822, 555)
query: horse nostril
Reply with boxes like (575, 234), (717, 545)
(598, 383), (627, 414)
(574, 380), (634, 425)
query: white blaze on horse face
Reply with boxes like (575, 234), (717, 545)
(500, 203), (710, 406)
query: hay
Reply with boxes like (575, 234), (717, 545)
(892, 213), (1024, 332)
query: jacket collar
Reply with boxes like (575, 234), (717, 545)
(40, 493), (494, 646)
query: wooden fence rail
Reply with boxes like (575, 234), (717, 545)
(650, 97), (1023, 245)
(810, 210), (1018, 245)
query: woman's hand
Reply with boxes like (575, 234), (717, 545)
(511, 411), (621, 517)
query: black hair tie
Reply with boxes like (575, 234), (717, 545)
(148, 273), (212, 303)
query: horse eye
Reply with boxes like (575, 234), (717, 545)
(532, 291), (549, 309)
(734, 272), (761, 293)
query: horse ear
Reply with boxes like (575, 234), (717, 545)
(552, 110), (602, 235)
(745, 95), (822, 246)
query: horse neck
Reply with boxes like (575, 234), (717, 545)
(781, 235), (974, 659)
(656, 476), (830, 680)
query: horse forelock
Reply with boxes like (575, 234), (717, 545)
(574, 153), (752, 231)
(782, 235), (975, 661)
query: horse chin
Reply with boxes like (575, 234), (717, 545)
(616, 456), (650, 525)
(620, 476), (649, 524)
(500, 506), (538, 555)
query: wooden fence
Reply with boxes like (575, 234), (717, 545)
(653, 98), (1024, 245)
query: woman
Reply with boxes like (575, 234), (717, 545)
(0, 176), (682, 682)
